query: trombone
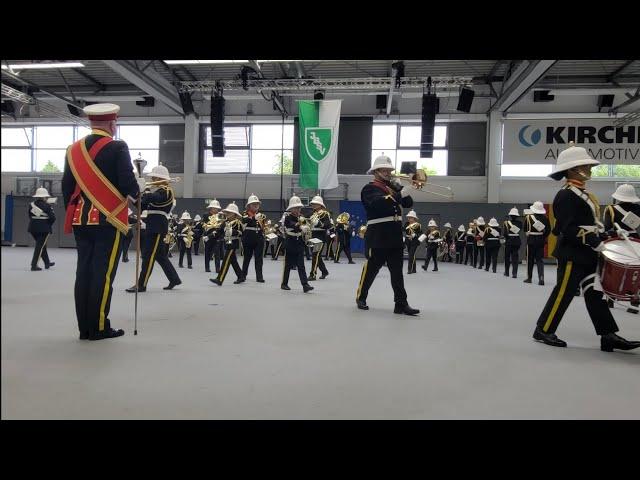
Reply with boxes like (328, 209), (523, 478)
(146, 177), (182, 187)
(392, 169), (453, 199)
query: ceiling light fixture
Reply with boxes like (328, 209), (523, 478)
(164, 60), (249, 65)
(1, 62), (85, 70)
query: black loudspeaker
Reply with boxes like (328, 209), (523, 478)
(376, 95), (387, 110)
(67, 104), (81, 116)
(598, 94), (615, 109)
(456, 87), (475, 112)
(313, 90), (325, 100)
(210, 95), (225, 157)
(533, 90), (555, 102)
(136, 96), (155, 107)
(420, 94), (439, 158)
(178, 91), (195, 114)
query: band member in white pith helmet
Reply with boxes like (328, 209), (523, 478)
(356, 155), (419, 315)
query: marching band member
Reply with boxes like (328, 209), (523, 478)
(272, 220), (285, 260)
(177, 211), (194, 269)
(126, 165), (182, 293)
(356, 155), (419, 315)
(464, 221), (475, 266)
(62, 103), (138, 340)
(404, 210), (421, 274)
(523, 201), (550, 286)
(192, 214), (203, 256)
(334, 214), (355, 264)
(422, 219), (440, 272)
(474, 217), (487, 270)
(503, 207), (523, 278)
(202, 200), (223, 273)
(603, 184), (640, 313)
(533, 142), (639, 352)
(455, 224), (466, 264)
(442, 222), (453, 262)
(281, 196), (314, 292)
(240, 194), (265, 283)
(28, 187), (56, 271)
(308, 195), (331, 281)
(210, 202), (245, 286)
(484, 217), (502, 273)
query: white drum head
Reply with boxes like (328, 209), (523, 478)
(602, 239), (640, 265)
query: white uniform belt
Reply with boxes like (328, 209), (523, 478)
(508, 233), (520, 236)
(32, 217), (49, 220)
(487, 237), (500, 240)
(527, 232), (543, 235)
(312, 227), (325, 231)
(147, 210), (169, 217)
(286, 232), (302, 237)
(244, 227), (260, 231)
(227, 236), (240, 240)
(367, 216), (401, 225)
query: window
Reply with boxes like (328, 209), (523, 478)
(371, 123), (448, 174)
(500, 164), (640, 178)
(201, 124), (294, 174)
(117, 125), (159, 173)
(1, 124), (162, 173)
(1, 127), (33, 172)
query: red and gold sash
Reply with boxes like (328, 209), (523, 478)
(64, 134), (129, 235)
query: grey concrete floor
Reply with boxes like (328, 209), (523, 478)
(2, 246), (639, 419)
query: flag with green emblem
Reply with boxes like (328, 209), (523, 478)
(298, 100), (341, 189)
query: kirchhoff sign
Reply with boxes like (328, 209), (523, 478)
(503, 119), (640, 164)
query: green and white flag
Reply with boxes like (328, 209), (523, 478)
(298, 99), (341, 190)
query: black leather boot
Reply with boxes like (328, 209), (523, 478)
(394, 304), (420, 316)
(356, 299), (369, 310)
(533, 327), (567, 347)
(600, 333), (640, 352)
(303, 284), (314, 293)
(126, 285), (146, 293)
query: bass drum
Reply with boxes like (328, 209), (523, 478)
(599, 237), (640, 301)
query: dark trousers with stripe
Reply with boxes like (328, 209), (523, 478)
(424, 246), (438, 270)
(536, 260), (618, 336)
(216, 245), (242, 284)
(485, 242), (500, 272)
(475, 245), (485, 268)
(241, 238), (264, 280)
(464, 243), (474, 265)
(357, 247), (408, 305)
(526, 244), (545, 280)
(406, 241), (419, 273)
(137, 232), (181, 288)
(178, 240), (192, 267)
(73, 226), (122, 335)
(273, 238), (284, 260)
(204, 239), (223, 273)
(30, 232), (51, 268)
(311, 243), (329, 277)
(193, 234), (202, 255)
(121, 229), (133, 261)
(335, 235), (353, 263)
(282, 248), (309, 286)
(504, 244), (520, 276)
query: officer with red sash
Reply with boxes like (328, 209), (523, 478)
(356, 155), (419, 315)
(62, 103), (140, 341)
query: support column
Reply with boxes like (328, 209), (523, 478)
(182, 113), (198, 198)
(486, 110), (502, 203)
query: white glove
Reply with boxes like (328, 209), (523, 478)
(418, 233), (427, 243)
(616, 228), (628, 239)
(140, 221), (146, 229)
(136, 177), (146, 192)
(389, 177), (403, 191)
(203, 236), (209, 243)
(593, 242), (605, 253)
(400, 186), (411, 198)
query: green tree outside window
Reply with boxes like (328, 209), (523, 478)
(40, 160), (61, 173)
(273, 153), (293, 174)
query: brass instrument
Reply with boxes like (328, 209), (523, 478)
(146, 177), (182, 187)
(297, 216), (313, 242)
(358, 225), (367, 239)
(178, 225), (194, 248)
(406, 222), (421, 239)
(224, 218), (243, 243)
(336, 212), (350, 225)
(392, 168), (454, 199)
(204, 212), (225, 232)
(255, 212), (267, 231)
